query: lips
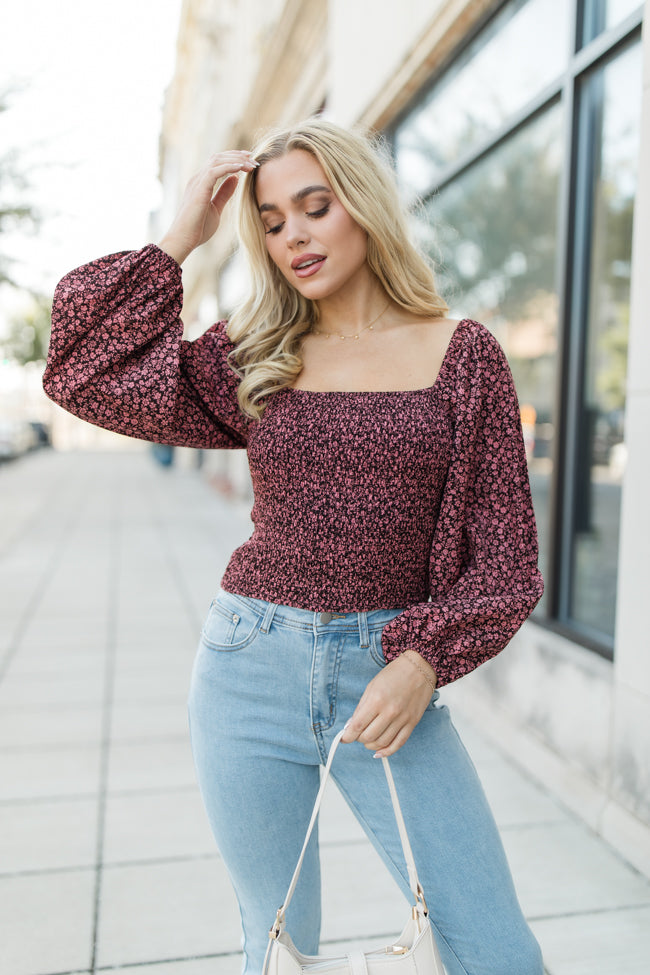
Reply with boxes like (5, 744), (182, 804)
(291, 253), (326, 278)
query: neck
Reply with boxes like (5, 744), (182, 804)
(315, 274), (389, 335)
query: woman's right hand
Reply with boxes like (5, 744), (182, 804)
(158, 151), (258, 265)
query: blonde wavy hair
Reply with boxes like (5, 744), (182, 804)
(227, 117), (448, 418)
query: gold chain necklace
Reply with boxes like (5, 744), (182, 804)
(310, 302), (390, 340)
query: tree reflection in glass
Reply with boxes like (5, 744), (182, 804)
(414, 105), (564, 609)
(570, 44), (641, 640)
(394, 0), (568, 199)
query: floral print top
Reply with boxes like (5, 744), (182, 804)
(43, 244), (543, 686)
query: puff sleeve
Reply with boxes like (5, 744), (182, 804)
(43, 244), (250, 448)
(380, 322), (544, 686)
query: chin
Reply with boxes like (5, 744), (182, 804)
(288, 279), (330, 301)
(291, 275), (346, 303)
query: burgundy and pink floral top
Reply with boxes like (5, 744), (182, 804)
(43, 244), (543, 686)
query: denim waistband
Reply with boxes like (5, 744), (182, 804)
(217, 587), (404, 645)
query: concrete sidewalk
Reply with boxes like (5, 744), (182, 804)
(1, 449), (649, 975)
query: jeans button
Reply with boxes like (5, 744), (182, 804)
(320, 612), (333, 624)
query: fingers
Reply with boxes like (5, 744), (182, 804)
(353, 713), (410, 751)
(212, 174), (240, 215)
(345, 707), (393, 745)
(343, 712), (414, 757)
(341, 701), (407, 749)
(372, 724), (413, 759)
(160, 151), (258, 263)
(207, 149), (256, 165)
(202, 150), (258, 188)
(340, 655), (434, 757)
(181, 151), (258, 206)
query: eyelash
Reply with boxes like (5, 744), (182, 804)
(265, 204), (330, 236)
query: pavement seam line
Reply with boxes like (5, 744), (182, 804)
(89, 472), (120, 974)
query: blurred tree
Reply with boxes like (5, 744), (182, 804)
(1, 293), (52, 365)
(0, 87), (50, 366)
(0, 88), (40, 288)
(422, 108), (561, 324)
(591, 187), (635, 415)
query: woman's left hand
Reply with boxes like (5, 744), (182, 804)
(341, 652), (437, 757)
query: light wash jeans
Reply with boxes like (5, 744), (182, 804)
(188, 589), (543, 975)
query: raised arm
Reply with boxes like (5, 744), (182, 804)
(43, 152), (259, 448)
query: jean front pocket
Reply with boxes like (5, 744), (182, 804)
(201, 591), (263, 652)
(368, 628), (388, 668)
(367, 609), (405, 669)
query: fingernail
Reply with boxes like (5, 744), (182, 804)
(373, 752), (381, 759)
(343, 719), (352, 730)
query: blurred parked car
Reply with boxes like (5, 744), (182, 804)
(0, 419), (32, 460)
(0, 419), (49, 460)
(28, 421), (51, 448)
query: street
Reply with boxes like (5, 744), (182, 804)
(1, 449), (649, 975)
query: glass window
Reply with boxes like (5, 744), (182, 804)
(417, 105), (564, 601)
(581, 0), (642, 45)
(393, 0), (569, 199)
(568, 43), (642, 640)
(391, 0), (643, 655)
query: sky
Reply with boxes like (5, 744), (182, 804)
(0, 0), (183, 320)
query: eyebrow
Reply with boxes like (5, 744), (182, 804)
(258, 185), (332, 214)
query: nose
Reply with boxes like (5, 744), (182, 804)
(285, 215), (310, 249)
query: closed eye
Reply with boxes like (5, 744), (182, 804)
(307, 204), (330, 219)
(264, 203), (331, 236)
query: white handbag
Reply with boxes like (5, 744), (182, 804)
(262, 728), (446, 975)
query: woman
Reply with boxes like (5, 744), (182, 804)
(44, 118), (544, 975)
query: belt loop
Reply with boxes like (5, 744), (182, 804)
(260, 602), (278, 634)
(358, 611), (369, 648)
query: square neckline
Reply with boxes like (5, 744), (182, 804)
(285, 319), (467, 396)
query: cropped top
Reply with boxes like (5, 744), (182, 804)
(43, 244), (543, 686)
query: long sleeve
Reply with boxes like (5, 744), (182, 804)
(43, 244), (250, 448)
(381, 322), (543, 687)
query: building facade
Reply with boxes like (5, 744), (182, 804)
(158, 0), (650, 874)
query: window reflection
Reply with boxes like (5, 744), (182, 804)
(418, 105), (564, 602)
(391, 0), (643, 655)
(569, 44), (642, 639)
(581, 0), (642, 45)
(393, 0), (568, 198)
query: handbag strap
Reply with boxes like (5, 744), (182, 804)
(271, 728), (428, 935)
